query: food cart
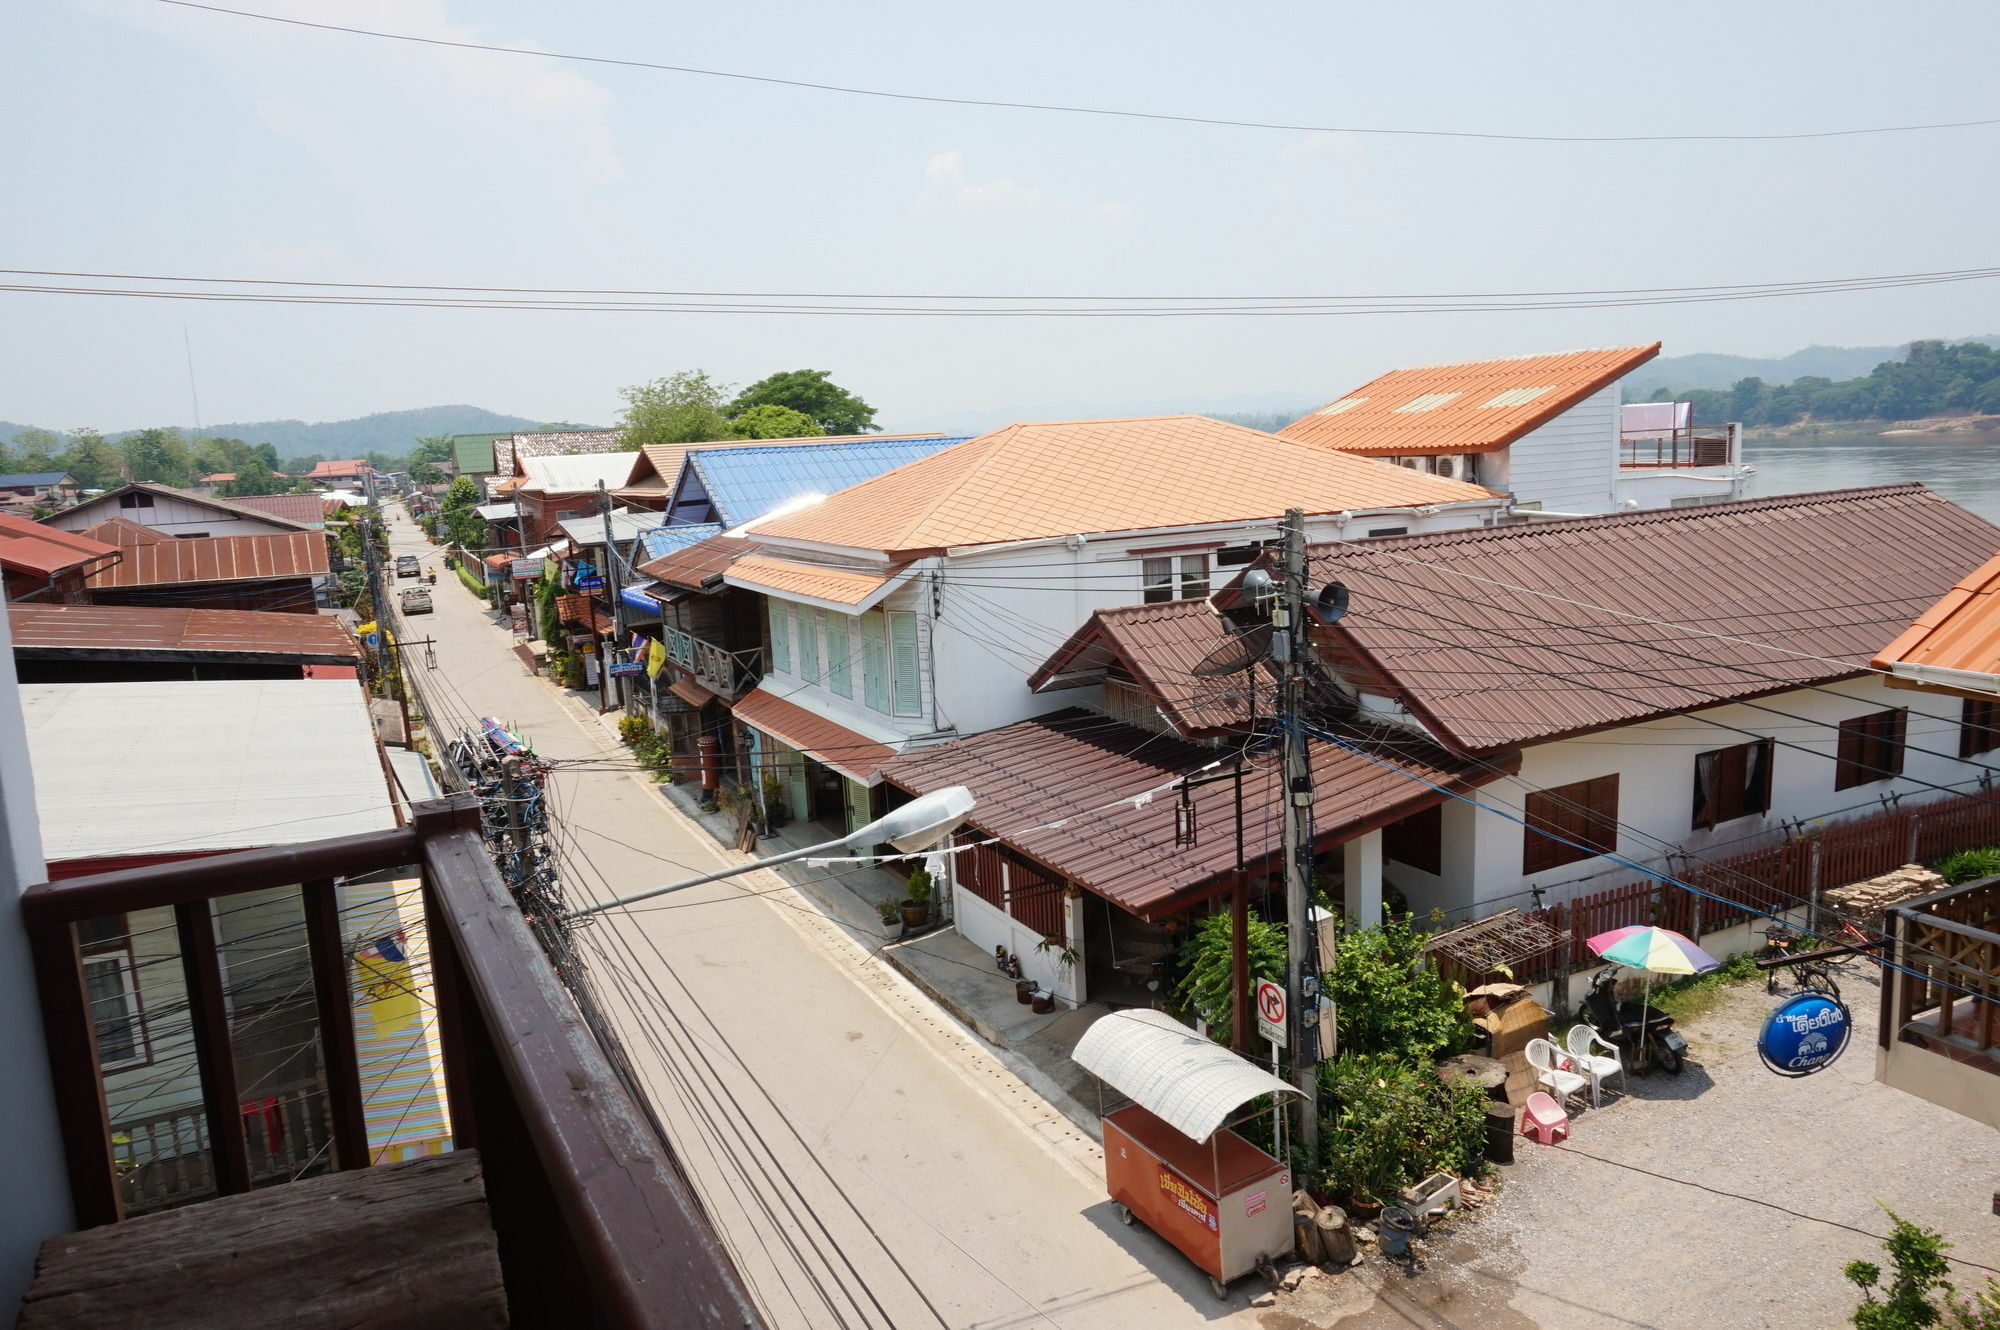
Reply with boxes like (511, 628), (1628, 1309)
(1073, 1009), (1302, 1299)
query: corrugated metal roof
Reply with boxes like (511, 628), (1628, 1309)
(881, 708), (1504, 919)
(1306, 484), (2000, 753)
(228, 493), (329, 527)
(554, 594), (614, 634)
(637, 522), (724, 563)
(725, 555), (907, 607)
(637, 533), (750, 590)
(1030, 598), (1268, 736)
(85, 530), (329, 589)
(21, 679), (398, 862)
(56, 482), (317, 532)
(0, 515), (119, 577)
(686, 435), (966, 527)
(304, 460), (368, 478)
(0, 472), (75, 487)
(1871, 551), (2000, 687)
(516, 452), (642, 495)
(752, 416), (1500, 558)
(474, 502), (519, 521)
(7, 604), (359, 661)
(1279, 344), (1661, 457)
(79, 517), (167, 546)
(555, 510), (657, 548)
(733, 686), (900, 783)
(450, 432), (509, 475)
(620, 434), (853, 498)
(1072, 1010), (1299, 1142)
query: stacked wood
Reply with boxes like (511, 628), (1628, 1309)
(1823, 863), (1946, 926)
(1290, 1189), (1356, 1268)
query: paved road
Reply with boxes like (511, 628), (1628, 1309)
(383, 510), (1266, 1330)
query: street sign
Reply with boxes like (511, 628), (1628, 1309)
(1757, 991), (1851, 1077)
(1255, 979), (1287, 1047)
(608, 661), (644, 677)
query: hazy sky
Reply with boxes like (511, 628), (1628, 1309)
(6, 0), (2000, 434)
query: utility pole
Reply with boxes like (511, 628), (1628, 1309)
(597, 480), (625, 715)
(1276, 507), (1319, 1169)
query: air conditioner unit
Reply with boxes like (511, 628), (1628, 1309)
(1398, 458), (1419, 470)
(1432, 455), (1459, 480)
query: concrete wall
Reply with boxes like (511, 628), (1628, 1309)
(1491, 385), (1621, 514)
(951, 881), (1082, 1007)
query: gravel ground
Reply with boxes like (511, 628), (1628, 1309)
(1258, 966), (2000, 1330)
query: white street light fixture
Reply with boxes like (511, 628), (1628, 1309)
(564, 785), (976, 919)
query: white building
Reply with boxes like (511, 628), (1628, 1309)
(41, 482), (316, 540)
(1279, 343), (1749, 516)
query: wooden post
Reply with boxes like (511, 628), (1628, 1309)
(176, 901), (253, 1197)
(302, 878), (370, 1171)
(27, 922), (121, 1228)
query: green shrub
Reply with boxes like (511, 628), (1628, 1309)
(1934, 846), (2000, 886)
(1318, 1054), (1489, 1202)
(1844, 1207), (1954, 1329)
(618, 715), (653, 747)
(1323, 916), (1469, 1062)
(1173, 909), (1287, 1046)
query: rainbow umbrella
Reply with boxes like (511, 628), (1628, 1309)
(1586, 926), (1719, 1063)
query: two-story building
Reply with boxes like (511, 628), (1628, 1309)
(1280, 343), (1749, 516)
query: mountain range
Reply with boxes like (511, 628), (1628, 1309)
(0, 405), (540, 457)
(1622, 336), (2000, 398)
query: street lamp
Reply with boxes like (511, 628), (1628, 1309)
(564, 785), (976, 919)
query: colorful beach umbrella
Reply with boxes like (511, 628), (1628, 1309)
(1587, 925), (1719, 976)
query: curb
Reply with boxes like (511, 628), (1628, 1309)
(879, 943), (1013, 1050)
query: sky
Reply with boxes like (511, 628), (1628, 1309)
(5, 0), (2000, 435)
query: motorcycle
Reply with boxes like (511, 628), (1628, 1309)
(1576, 964), (1689, 1075)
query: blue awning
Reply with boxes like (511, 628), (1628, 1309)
(620, 583), (664, 616)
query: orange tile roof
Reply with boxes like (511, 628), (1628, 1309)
(1872, 551), (2000, 687)
(750, 415), (1499, 558)
(732, 686), (899, 783)
(724, 555), (907, 607)
(1278, 344), (1661, 457)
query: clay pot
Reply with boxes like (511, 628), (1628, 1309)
(1030, 990), (1055, 1014)
(1015, 979), (1037, 1004)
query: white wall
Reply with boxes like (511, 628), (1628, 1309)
(1386, 675), (1997, 918)
(0, 603), (77, 1302)
(1492, 384), (1622, 514)
(46, 493), (296, 538)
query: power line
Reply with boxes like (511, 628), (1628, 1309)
(150, 1), (2000, 145)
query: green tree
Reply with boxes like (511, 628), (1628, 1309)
(221, 457), (284, 498)
(251, 442), (280, 470)
(408, 435), (454, 467)
(618, 370), (734, 448)
(728, 404), (824, 440)
(1322, 915), (1468, 1061)
(59, 429), (124, 489)
(121, 428), (193, 486)
(9, 428), (65, 472)
(439, 475), (484, 548)
(410, 461), (446, 486)
(1173, 908), (1287, 1045)
(286, 453), (325, 477)
(729, 369), (878, 435)
(190, 435), (254, 478)
(1844, 1209), (1954, 1329)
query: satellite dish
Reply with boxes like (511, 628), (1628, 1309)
(1192, 623), (1274, 677)
(1312, 582), (1351, 624)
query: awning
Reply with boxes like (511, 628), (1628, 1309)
(668, 676), (716, 708)
(732, 686), (899, 784)
(475, 502), (519, 521)
(620, 582), (664, 616)
(725, 555), (910, 609)
(1071, 1009), (1301, 1143)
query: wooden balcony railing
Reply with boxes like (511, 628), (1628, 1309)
(1882, 876), (2000, 1058)
(664, 627), (759, 699)
(1618, 425), (1738, 469)
(22, 795), (763, 1329)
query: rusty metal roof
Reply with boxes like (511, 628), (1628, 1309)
(637, 534), (754, 591)
(79, 517), (167, 545)
(881, 708), (1508, 919)
(0, 515), (120, 578)
(1306, 484), (2000, 753)
(1871, 551), (2000, 691)
(7, 603), (360, 662)
(555, 594), (615, 634)
(85, 530), (330, 589)
(1279, 344), (1660, 457)
(1029, 598), (1270, 737)
(229, 493), (329, 527)
(732, 686), (900, 783)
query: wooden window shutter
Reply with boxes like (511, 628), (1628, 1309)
(862, 611), (889, 713)
(769, 599), (790, 674)
(889, 612), (922, 717)
(827, 613), (853, 698)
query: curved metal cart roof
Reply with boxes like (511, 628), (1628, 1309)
(1072, 1009), (1301, 1143)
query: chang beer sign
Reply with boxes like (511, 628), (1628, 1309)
(1757, 991), (1852, 1077)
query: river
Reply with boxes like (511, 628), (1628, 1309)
(1741, 429), (2000, 525)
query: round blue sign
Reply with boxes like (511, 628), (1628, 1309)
(1757, 991), (1852, 1077)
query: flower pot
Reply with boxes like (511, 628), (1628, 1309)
(1030, 990), (1055, 1014)
(1343, 1196), (1384, 1222)
(900, 902), (928, 930)
(1015, 979), (1037, 1004)
(878, 917), (902, 942)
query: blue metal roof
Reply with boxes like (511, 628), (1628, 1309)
(637, 521), (724, 562)
(687, 437), (968, 528)
(0, 472), (73, 487)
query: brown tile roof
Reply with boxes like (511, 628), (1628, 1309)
(0, 515), (120, 578)
(554, 594), (614, 634)
(305, 459), (368, 478)
(881, 709), (1507, 919)
(1029, 598), (1270, 736)
(85, 530), (329, 590)
(1871, 551), (2000, 688)
(230, 493), (329, 527)
(1303, 484), (2000, 753)
(7, 604), (359, 661)
(724, 555), (907, 607)
(78, 517), (166, 546)
(1279, 344), (1661, 457)
(732, 686), (900, 783)
(751, 415), (1499, 558)
(637, 534), (753, 591)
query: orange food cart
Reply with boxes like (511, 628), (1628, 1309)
(1073, 1010), (1302, 1299)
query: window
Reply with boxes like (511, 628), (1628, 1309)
(800, 608), (823, 683)
(1692, 740), (1773, 829)
(1383, 803), (1443, 876)
(1835, 709), (1907, 790)
(118, 491), (155, 509)
(84, 954), (146, 1070)
(1366, 527), (1408, 538)
(1522, 775), (1619, 874)
(888, 611), (922, 718)
(172, 531), (210, 539)
(1962, 697), (2000, 759)
(768, 600), (791, 673)
(1216, 543), (1263, 567)
(861, 611), (889, 712)
(827, 613), (852, 698)
(1142, 554), (1211, 603)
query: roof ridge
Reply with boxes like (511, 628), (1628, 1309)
(1368, 342), (1660, 374)
(876, 429), (1013, 547)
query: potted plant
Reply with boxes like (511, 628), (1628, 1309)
(1030, 988), (1056, 1014)
(1035, 935), (1081, 977)
(760, 774), (788, 828)
(900, 867), (933, 930)
(875, 897), (903, 941)
(1015, 978), (1037, 1004)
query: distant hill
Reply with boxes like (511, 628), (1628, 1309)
(1, 405), (543, 457)
(1626, 337), (2000, 396)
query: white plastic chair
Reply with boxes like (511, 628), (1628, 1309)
(1525, 1037), (1587, 1108)
(1563, 1023), (1625, 1107)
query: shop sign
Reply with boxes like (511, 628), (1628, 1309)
(609, 662), (644, 677)
(1158, 1170), (1217, 1233)
(1757, 990), (1852, 1077)
(511, 559), (539, 580)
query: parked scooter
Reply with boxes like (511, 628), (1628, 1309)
(1575, 964), (1689, 1075)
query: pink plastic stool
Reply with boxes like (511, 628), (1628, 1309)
(1520, 1091), (1571, 1146)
